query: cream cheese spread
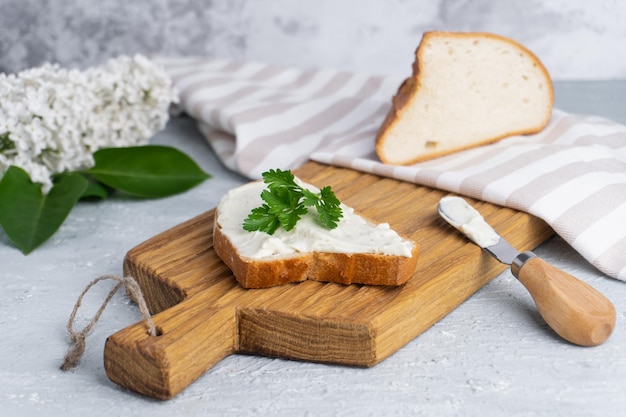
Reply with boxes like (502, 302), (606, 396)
(216, 180), (414, 259)
(438, 196), (500, 247)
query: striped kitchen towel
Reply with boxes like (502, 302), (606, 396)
(158, 57), (626, 281)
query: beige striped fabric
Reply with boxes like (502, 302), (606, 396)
(159, 57), (626, 281)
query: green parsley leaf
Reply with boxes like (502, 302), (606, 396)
(301, 188), (320, 207)
(261, 169), (298, 191)
(242, 205), (281, 235)
(316, 186), (342, 229)
(243, 169), (343, 234)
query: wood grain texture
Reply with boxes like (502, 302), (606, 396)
(104, 161), (554, 400)
(516, 257), (615, 346)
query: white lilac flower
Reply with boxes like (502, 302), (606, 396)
(0, 55), (178, 192)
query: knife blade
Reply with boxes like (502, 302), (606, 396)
(437, 195), (615, 347)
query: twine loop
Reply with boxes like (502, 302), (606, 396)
(60, 275), (156, 371)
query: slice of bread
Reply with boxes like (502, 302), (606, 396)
(213, 180), (420, 288)
(376, 31), (554, 165)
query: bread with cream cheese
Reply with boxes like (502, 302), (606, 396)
(375, 31), (554, 165)
(213, 180), (420, 288)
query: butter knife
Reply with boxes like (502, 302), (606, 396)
(437, 196), (615, 346)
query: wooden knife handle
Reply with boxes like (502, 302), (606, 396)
(516, 256), (615, 346)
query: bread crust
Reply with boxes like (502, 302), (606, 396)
(375, 31), (555, 165)
(213, 212), (420, 289)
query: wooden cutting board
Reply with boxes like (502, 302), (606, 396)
(104, 161), (553, 400)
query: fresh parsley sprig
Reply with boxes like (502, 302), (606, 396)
(243, 169), (343, 235)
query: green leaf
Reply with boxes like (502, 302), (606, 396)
(261, 168), (302, 197)
(243, 205), (280, 234)
(264, 187), (307, 231)
(244, 168), (344, 235)
(0, 166), (88, 254)
(301, 189), (320, 207)
(316, 185), (342, 228)
(81, 179), (110, 200)
(79, 177), (111, 200)
(52, 172), (110, 200)
(87, 145), (211, 198)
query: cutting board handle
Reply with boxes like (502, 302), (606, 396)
(104, 300), (237, 400)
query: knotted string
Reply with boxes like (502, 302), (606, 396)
(60, 274), (157, 371)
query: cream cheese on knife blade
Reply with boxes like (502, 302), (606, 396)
(438, 196), (500, 248)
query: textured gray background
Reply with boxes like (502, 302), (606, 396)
(1, 0), (625, 79)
